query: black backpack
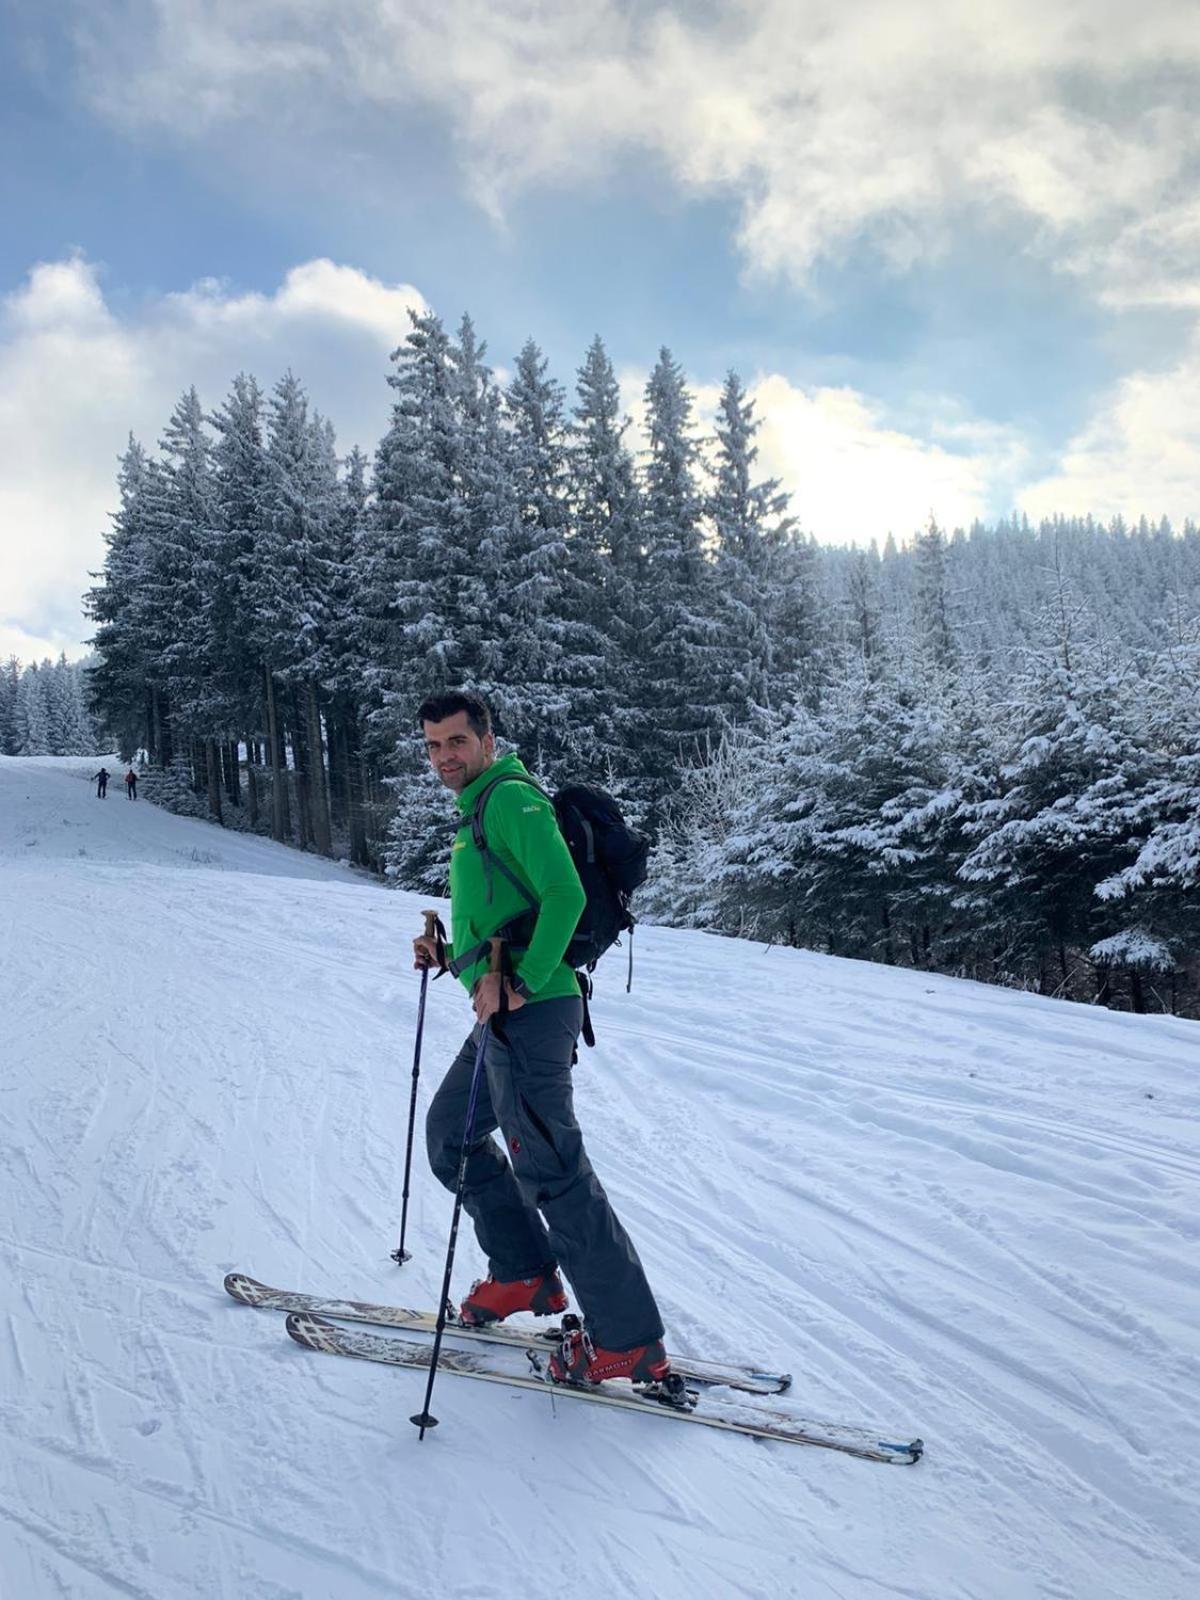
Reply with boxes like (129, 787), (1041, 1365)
(452, 774), (649, 1042)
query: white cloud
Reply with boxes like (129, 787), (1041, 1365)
(747, 378), (1028, 545)
(1018, 332), (1200, 525)
(618, 363), (1026, 545)
(0, 256), (426, 662)
(165, 260), (425, 342)
(70, 1), (1200, 303)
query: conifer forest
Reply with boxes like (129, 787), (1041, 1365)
(84, 312), (1200, 1016)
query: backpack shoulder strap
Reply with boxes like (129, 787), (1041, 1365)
(461, 772), (551, 909)
(465, 772), (550, 850)
(446, 773), (549, 982)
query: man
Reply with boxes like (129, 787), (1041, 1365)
(414, 690), (669, 1386)
(124, 767), (138, 800)
(93, 767), (109, 799)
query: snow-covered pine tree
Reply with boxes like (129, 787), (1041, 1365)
(0, 656), (20, 755)
(86, 437), (167, 763)
(957, 649), (1151, 998)
(792, 671), (957, 962)
(208, 374), (273, 818)
(41, 655), (71, 754)
(502, 337), (600, 782)
(48, 655), (94, 754)
(255, 373), (339, 853)
(718, 702), (837, 948)
(707, 371), (792, 725)
(769, 528), (827, 709)
(369, 310), (463, 719)
(148, 388), (222, 808)
(322, 444), (375, 866)
(15, 662), (49, 754)
(842, 544), (883, 671)
(913, 516), (957, 670)
(639, 723), (761, 932)
(638, 348), (722, 822)
(468, 331), (567, 770)
(367, 310), (470, 889)
(569, 336), (644, 805)
(1093, 627), (1200, 1010)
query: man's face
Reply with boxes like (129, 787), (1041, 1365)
(423, 711), (494, 794)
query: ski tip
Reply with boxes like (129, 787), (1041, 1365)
(224, 1271), (258, 1300)
(286, 1311), (338, 1351)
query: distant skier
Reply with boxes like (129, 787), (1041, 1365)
(124, 767), (138, 800)
(413, 689), (670, 1387)
(93, 767), (110, 799)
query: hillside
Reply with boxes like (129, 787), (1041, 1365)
(1, 754), (1197, 1599)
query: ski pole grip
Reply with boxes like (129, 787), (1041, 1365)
(422, 909), (439, 937)
(489, 937), (504, 974)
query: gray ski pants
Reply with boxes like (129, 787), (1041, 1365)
(425, 995), (664, 1352)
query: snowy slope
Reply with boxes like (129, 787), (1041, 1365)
(2, 754), (1198, 1600)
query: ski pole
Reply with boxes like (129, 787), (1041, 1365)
(391, 908), (444, 1265)
(411, 937), (504, 1439)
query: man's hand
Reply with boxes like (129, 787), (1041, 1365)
(472, 973), (527, 1024)
(413, 934), (444, 972)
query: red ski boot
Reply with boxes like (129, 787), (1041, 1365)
(548, 1324), (671, 1385)
(458, 1268), (569, 1327)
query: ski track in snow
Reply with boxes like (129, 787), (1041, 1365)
(1, 753), (1198, 1599)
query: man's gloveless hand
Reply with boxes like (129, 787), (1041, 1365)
(472, 973), (527, 1023)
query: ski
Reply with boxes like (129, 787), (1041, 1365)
(224, 1271), (791, 1395)
(284, 1312), (923, 1465)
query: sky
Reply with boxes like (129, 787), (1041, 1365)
(3, 0), (1200, 662)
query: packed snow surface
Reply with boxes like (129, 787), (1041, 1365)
(2, 753), (1198, 1599)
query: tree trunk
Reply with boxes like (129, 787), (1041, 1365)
(224, 739), (242, 806)
(276, 718), (292, 842)
(325, 709), (344, 830)
(1095, 964), (1112, 1008)
(880, 898), (895, 965)
(367, 761), (385, 859)
(341, 718), (370, 868)
(352, 736), (369, 869)
(306, 681), (333, 857)
(264, 665), (285, 842)
(289, 690), (313, 851)
(1130, 970), (1147, 1014)
(153, 686), (173, 769)
(246, 747), (260, 829)
(205, 739), (224, 824)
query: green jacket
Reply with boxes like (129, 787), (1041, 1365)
(448, 753), (585, 1003)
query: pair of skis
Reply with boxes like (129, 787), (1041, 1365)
(226, 1274), (923, 1465)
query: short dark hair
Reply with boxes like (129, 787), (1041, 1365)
(417, 690), (492, 739)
